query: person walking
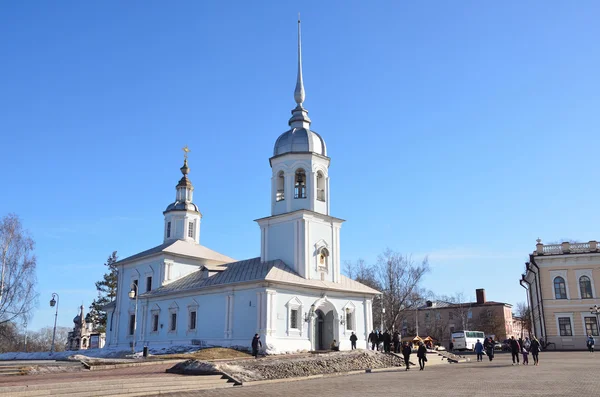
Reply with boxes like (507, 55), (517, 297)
(251, 334), (262, 359)
(522, 345), (529, 365)
(524, 337), (531, 351)
(383, 330), (391, 353)
(510, 336), (521, 365)
(474, 339), (484, 362)
(402, 342), (412, 371)
(587, 334), (595, 353)
(530, 336), (541, 365)
(368, 330), (377, 351)
(449, 341), (454, 352)
(350, 332), (358, 350)
(485, 337), (495, 362)
(393, 331), (401, 353)
(417, 342), (427, 370)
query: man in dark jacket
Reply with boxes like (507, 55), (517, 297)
(510, 336), (520, 365)
(350, 332), (358, 350)
(402, 342), (412, 371)
(393, 331), (401, 353)
(417, 342), (427, 370)
(368, 330), (377, 350)
(383, 330), (391, 352)
(251, 334), (262, 358)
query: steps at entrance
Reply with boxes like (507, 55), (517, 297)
(0, 374), (235, 397)
(0, 366), (26, 376)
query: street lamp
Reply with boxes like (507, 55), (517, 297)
(49, 293), (59, 354)
(128, 283), (139, 354)
(591, 305), (600, 335)
(23, 320), (28, 353)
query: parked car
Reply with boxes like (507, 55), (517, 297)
(493, 341), (503, 351)
(501, 339), (511, 351)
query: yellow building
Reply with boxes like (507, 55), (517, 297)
(522, 239), (600, 349)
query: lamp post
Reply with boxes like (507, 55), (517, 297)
(23, 320), (28, 353)
(128, 283), (139, 354)
(49, 293), (59, 354)
(591, 305), (600, 336)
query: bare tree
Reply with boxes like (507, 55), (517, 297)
(0, 214), (37, 324)
(373, 249), (429, 331)
(515, 302), (532, 337)
(447, 293), (473, 331)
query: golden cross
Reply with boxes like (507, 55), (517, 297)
(182, 145), (190, 160)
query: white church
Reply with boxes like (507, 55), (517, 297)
(104, 21), (379, 353)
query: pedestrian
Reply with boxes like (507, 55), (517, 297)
(449, 341), (454, 352)
(402, 341), (412, 371)
(251, 334), (262, 358)
(522, 345), (529, 365)
(350, 332), (358, 350)
(510, 336), (520, 365)
(368, 330), (377, 350)
(530, 336), (540, 365)
(474, 339), (484, 362)
(587, 334), (595, 353)
(524, 337), (531, 351)
(393, 331), (401, 353)
(330, 339), (339, 351)
(383, 330), (391, 353)
(485, 337), (495, 362)
(417, 342), (427, 370)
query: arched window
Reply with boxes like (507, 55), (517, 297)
(579, 276), (593, 299)
(318, 247), (329, 270)
(276, 171), (285, 201)
(295, 169), (306, 199)
(316, 171), (325, 202)
(554, 276), (567, 299)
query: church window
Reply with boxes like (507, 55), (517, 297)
(316, 171), (325, 201)
(317, 247), (329, 270)
(152, 314), (159, 332)
(346, 311), (353, 330)
(170, 313), (177, 331)
(189, 311), (197, 330)
(167, 222), (171, 238)
(294, 169), (306, 199)
(132, 279), (138, 297)
(290, 309), (298, 329)
(188, 222), (194, 238)
(129, 314), (136, 335)
(146, 276), (152, 292)
(276, 171), (285, 201)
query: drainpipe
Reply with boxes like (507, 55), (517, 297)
(529, 256), (547, 343)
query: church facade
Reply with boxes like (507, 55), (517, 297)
(104, 21), (378, 354)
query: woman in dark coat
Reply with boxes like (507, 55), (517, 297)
(417, 342), (427, 370)
(530, 336), (541, 366)
(402, 342), (412, 371)
(485, 337), (495, 362)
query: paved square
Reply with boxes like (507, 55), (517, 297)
(170, 351), (599, 396)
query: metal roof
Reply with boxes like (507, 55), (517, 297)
(141, 257), (380, 298)
(116, 240), (236, 266)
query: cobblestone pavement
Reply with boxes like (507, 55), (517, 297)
(168, 351), (600, 397)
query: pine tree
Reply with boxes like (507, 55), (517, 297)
(86, 251), (118, 333)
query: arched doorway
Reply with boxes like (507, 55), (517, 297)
(312, 298), (338, 351)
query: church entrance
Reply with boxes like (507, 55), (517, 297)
(314, 309), (335, 350)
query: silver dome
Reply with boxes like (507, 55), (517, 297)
(273, 127), (327, 157)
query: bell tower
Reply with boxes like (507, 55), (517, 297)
(163, 146), (202, 244)
(257, 18), (344, 282)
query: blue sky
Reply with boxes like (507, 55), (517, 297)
(1, 1), (599, 331)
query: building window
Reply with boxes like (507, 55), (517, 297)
(554, 277), (567, 299)
(290, 309), (299, 329)
(146, 276), (152, 292)
(152, 314), (159, 332)
(170, 313), (177, 331)
(132, 279), (138, 297)
(129, 314), (136, 335)
(189, 311), (197, 330)
(467, 310), (473, 319)
(579, 276), (593, 299)
(188, 222), (194, 238)
(276, 171), (285, 201)
(317, 247), (329, 270)
(316, 171), (325, 201)
(558, 317), (572, 336)
(167, 222), (171, 238)
(449, 312), (453, 320)
(294, 169), (306, 199)
(435, 312), (441, 320)
(585, 317), (599, 336)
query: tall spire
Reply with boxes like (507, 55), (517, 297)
(294, 14), (305, 107)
